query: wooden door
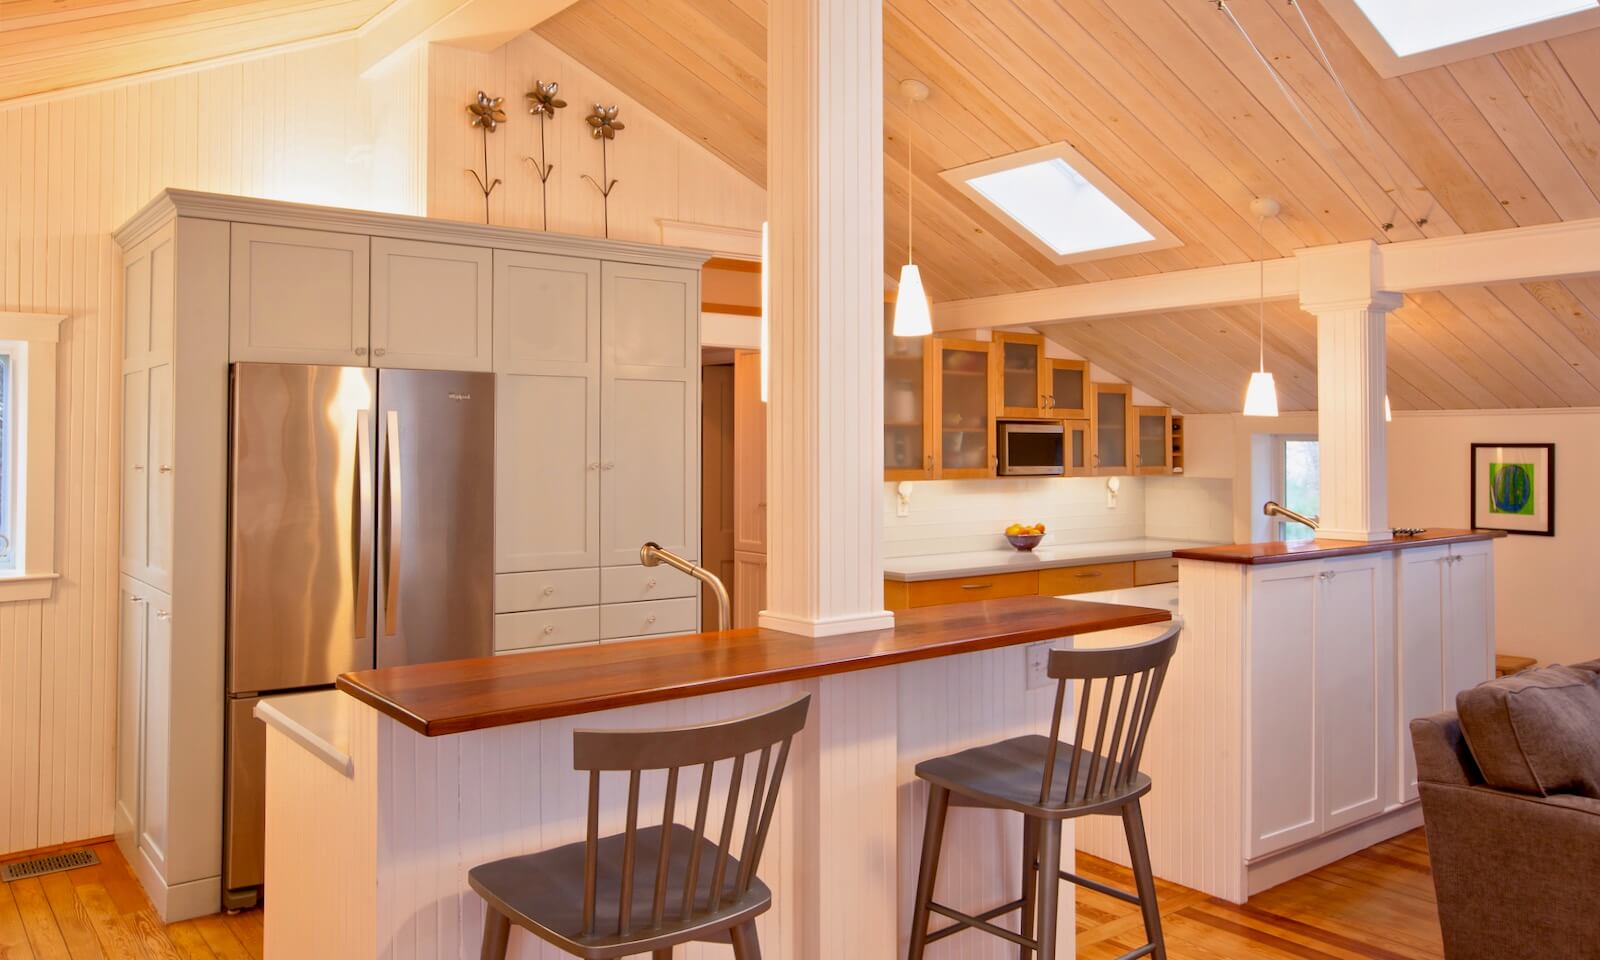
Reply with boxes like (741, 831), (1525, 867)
(1090, 383), (1134, 475)
(1062, 419), (1092, 476)
(139, 587), (173, 876)
(1133, 405), (1173, 475)
(992, 331), (1050, 419)
(121, 368), (149, 580)
(934, 339), (996, 479)
(701, 363), (735, 630)
(1317, 553), (1392, 832)
(884, 314), (936, 480)
(229, 223), (369, 365)
(1396, 546), (1449, 803)
(600, 262), (700, 566)
(1247, 562), (1323, 858)
(732, 350), (766, 628)
(492, 251), (601, 573)
(371, 238), (493, 371)
(1047, 359), (1089, 418)
(116, 579), (147, 841)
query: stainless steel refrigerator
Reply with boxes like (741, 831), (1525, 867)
(222, 362), (493, 907)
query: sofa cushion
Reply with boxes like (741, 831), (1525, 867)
(1456, 665), (1600, 799)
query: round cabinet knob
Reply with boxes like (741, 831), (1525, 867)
(543, 625), (556, 635)
(646, 615), (657, 625)
(587, 462), (600, 471)
(354, 346), (368, 356)
(603, 461), (615, 471)
(155, 610), (171, 621)
(374, 348), (387, 357)
(542, 586), (556, 596)
(645, 578), (657, 589)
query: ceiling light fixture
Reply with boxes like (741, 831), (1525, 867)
(893, 79), (933, 338)
(1243, 197), (1281, 418)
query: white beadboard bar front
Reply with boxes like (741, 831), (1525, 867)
(262, 644), (1082, 959)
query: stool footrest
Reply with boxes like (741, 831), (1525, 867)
(925, 899), (1029, 947)
(1061, 868), (1142, 906)
(1112, 945), (1157, 960)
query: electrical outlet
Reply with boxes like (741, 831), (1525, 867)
(1025, 640), (1054, 690)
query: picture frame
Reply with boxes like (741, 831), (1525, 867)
(1470, 443), (1555, 537)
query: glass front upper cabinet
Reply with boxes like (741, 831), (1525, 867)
(1134, 405), (1172, 475)
(936, 338), (996, 478)
(1047, 358), (1089, 418)
(1091, 382), (1133, 475)
(884, 311), (936, 481)
(1063, 419), (1091, 477)
(993, 332), (1050, 419)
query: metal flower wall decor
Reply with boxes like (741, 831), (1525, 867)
(582, 104), (625, 238)
(465, 91), (508, 224)
(523, 80), (567, 230)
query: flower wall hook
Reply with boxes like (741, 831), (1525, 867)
(523, 80), (566, 230)
(465, 91), (507, 224)
(581, 104), (624, 238)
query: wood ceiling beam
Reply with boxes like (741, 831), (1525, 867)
(357, 0), (578, 74)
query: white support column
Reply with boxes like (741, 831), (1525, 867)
(760, 0), (892, 637)
(1297, 242), (1400, 542)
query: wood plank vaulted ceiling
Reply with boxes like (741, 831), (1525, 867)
(536, 0), (1600, 413)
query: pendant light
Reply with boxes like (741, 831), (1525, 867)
(759, 221), (769, 402)
(893, 79), (933, 337)
(1385, 394), (1392, 422)
(1243, 197), (1280, 417)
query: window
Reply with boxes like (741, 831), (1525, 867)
(941, 144), (1180, 265)
(0, 313), (63, 601)
(1276, 438), (1320, 540)
(1321, 0), (1600, 76)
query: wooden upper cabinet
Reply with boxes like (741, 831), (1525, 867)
(992, 332), (1051, 419)
(1090, 382), (1135, 475)
(885, 313), (937, 481)
(371, 238), (493, 371)
(1134, 405), (1173, 475)
(1063, 419), (1091, 477)
(935, 338), (997, 478)
(1047, 359), (1090, 419)
(229, 223), (369, 364)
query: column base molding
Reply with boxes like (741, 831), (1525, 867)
(758, 609), (895, 637)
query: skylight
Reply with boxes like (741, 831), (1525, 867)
(942, 144), (1179, 265)
(1351, 0), (1596, 56)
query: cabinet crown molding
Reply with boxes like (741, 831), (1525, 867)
(115, 189), (714, 270)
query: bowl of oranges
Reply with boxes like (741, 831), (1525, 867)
(1005, 522), (1046, 551)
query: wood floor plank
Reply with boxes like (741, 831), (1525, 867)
(8, 881), (70, 960)
(34, 876), (101, 960)
(156, 922), (214, 960)
(0, 878), (40, 960)
(186, 919), (247, 960)
(66, 885), (139, 960)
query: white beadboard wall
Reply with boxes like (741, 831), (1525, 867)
(0, 38), (387, 858)
(425, 32), (765, 241)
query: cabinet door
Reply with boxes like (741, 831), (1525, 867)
(121, 369), (150, 579)
(733, 350), (767, 554)
(934, 339), (995, 478)
(1445, 543), (1495, 704)
(1090, 383), (1134, 475)
(122, 226), (175, 368)
(1317, 553), (1391, 832)
(993, 332), (1050, 419)
(733, 550), (766, 629)
(371, 238), (493, 371)
(1133, 406), (1172, 475)
(139, 589), (173, 876)
(1248, 563), (1322, 857)
(885, 316), (936, 480)
(1047, 359), (1089, 418)
(145, 360), (174, 590)
(1396, 546), (1449, 803)
(1063, 420), (1091, 477)
(229, 224), (369, 364)
(600, 262), (700, 566)
(493, 251), (601, 573)
(115, 581), (147, 841)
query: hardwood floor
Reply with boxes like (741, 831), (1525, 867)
(2, 832), (1442, 958)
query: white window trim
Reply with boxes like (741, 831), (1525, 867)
(1270, 434), (1319, 541)
(0, 312), (63, 602)
(1319, 0), (1600, 78)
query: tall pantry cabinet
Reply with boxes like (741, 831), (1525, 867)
(115, 190), (707, 921)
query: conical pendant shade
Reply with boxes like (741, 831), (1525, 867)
(893, 264), (933, 337)
(1243, 370), (1279, 417)
(1384, 394), (1392, 422)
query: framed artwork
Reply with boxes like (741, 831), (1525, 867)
(1471, 443), (1555, 536)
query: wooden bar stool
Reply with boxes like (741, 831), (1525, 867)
(907, 623), (1181, 960)
(470, 696), (810, 960)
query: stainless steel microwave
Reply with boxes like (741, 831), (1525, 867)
(997, 420), (1065, 476)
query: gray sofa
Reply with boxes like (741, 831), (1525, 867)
(1411, 661), (1600, 960)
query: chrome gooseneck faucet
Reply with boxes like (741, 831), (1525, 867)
(640, 542), (732, 633)
(1263, 500), (1319, 532)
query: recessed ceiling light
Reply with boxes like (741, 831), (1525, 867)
(1351, 0), (1596, 56)
(942, 144), (1179, 265)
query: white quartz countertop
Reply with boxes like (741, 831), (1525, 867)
(882, 537), (1223, 582)
(254, 689), (356, 776)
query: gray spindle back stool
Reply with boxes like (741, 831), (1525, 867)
(907, 623), (1181, 960)
(470, 695), (810, 960)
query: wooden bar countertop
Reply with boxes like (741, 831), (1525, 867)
(336, 596), (1172, 736)
(1170, 528), (1505, 566)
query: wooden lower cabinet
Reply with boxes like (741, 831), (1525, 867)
(1040, 562), (1135, 595)
(887, 559), (1158, 610)
(1134, 557), (1180, 585)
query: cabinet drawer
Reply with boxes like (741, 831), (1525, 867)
(601, 565), (698, 604)
(1134, 557), (1180, 586)
(600, 598), (698, 640)
(907, 571), (1040, 608)
(1040, 562), (1135, 596)
(495, 607), (600, 652)
(495, 569), (600, 613)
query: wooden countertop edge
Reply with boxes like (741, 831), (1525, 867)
(335, 603), (1174, 737)
(1170, 529), (1506, 566)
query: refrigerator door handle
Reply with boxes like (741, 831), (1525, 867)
(384, 409), (403, 638)
(355, 409), (374, 639)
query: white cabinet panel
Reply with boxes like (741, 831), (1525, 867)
(116, 581), (148, 841)
(494, 252), (598, 369)
(140, 588), (173, 875)
(145, 361), (174, 590)
(1396, 546), (1449, 803)
(229, 224), (369, 364)
(494, 606), (601, 652)
(122, 369), (149, 580)
(600, 564), (698, 605)
(494, 569), (600, 613)
(1445, 543), (1495, 703)
(1248, 565), (1321, 858)
(600, 598), (698, 640)
(1317, 554), (1390, 831)
(371, 238), (493, 371)
(733, 551), (766, 629)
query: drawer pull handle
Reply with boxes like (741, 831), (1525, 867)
(155, 610), (171, 621)
(960, 583), (992, 590)
(158, 464), (174, 474)
(1074, 571), (1102, 578)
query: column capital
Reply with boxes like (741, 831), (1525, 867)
(1300, 291), (1403, 316)
(1294, 239), (1403, 316)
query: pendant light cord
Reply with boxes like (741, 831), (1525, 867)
(906, 99), (915, 267)
(1257, 211), (1266, 372)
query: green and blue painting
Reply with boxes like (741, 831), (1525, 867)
(1488, 462), (1536, 516)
